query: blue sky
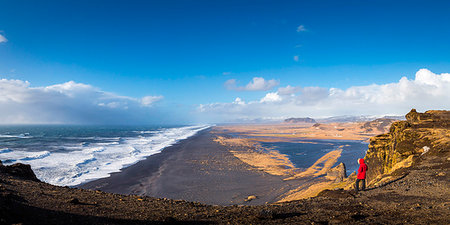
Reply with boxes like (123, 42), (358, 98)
(0, 0), (449, 124)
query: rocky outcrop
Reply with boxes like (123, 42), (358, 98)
(284, 117), (316, 123)
(364, 109), (450, 186)
(360, 118), (396, 133)
(326, 162), (347, 183)
(0, 161), (40, 182)
(405, 109), (450, 127)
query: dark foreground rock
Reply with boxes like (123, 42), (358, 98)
(0, 161), (39, 182)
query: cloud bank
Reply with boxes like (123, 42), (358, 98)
(225, 77), (279, 91)
(199, 69), (450, 122)
(0, 79), (164, 124)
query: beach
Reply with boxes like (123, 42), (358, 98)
(80, 129), (304, 205)
(80, 122), (375, 204)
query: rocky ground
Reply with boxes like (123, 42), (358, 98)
(1, 150), (448, 225)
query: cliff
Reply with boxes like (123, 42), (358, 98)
(364, 109), (450, 186)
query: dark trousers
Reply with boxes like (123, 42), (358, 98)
(355, 179), (366, 191)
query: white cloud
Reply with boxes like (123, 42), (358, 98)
(296, 25), (306, 32)
(225, 77), (279, 91)
(0, 79), (165, 124)
(233, 97), (245, 105)
(198, 69), (450, 122)
(0, 34), (7, 43)
(260, 92), (282, 103)
(293, 55), (299, 62)
(141, 95), (163, 106)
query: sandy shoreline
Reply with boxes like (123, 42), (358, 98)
(80, 126), (371, 204)
(80, 128), (304, 205)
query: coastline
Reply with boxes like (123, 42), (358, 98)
(1, 110), (448, 224)
(80, 128), (304, 205)
(80, 125), (370, 204)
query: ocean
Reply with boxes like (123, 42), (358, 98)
(0, 125), (209, 186)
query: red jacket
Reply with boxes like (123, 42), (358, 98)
(357, 158), (368, 179)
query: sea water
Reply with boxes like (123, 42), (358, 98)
(260, 140), (368, 175)
(0, 125), (209, 186)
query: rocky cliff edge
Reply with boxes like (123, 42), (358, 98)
(363, 109), (449, 187)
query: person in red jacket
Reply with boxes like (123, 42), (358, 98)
(355, 158), (368, 191)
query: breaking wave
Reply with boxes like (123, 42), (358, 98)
(0, 125), (210, 186)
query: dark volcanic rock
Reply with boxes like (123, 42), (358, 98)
(0, 163), (40, 182)
(284, 117), (316, 123)
(69, 198), (81, 204)
(317, 189), (355, 198)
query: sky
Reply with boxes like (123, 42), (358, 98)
(0, 0), (449, 124)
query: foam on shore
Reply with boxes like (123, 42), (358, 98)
(0, 125), (210, 186)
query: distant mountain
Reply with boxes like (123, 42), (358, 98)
(315, 115), (377, 123)
(284, 117), (317, 123)
(315, 115), (405, 123)
(222, 115), (405, 124)
(360, 118), (397, 133)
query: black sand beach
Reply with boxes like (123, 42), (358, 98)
(80, 129), (302, 205)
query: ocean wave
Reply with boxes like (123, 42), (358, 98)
(134, 130), (159, 134)
(75, 157), (97, 167)
(0, 125), (210, 186)
(83, 147), (106, 154)
(0, 148), (12, 153)
(0, 133), (33, 139)
(20, 151), (51, 160)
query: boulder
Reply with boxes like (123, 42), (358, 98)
(326, 162), (347, 182)
(245, 195), (257, 202)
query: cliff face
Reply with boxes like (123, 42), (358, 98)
(364, 109), (450, 185)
